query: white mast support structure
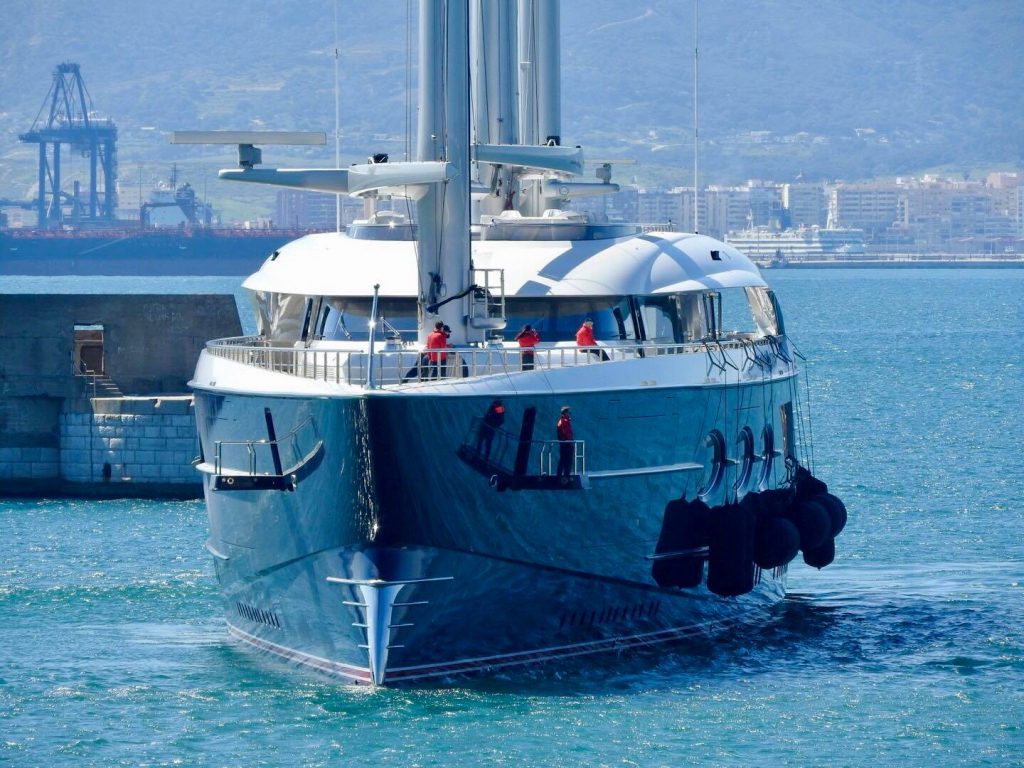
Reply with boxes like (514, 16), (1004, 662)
(416, 0), (473, 345)
(172, 132), (449, 198)
(471, 0), (519, 218)
(215, 163), (448, 197)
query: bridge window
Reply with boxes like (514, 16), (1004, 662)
(317, 298), (418, 341)
(503, 293), (711, 344)
(503, 297), (631, 343)
(747, 287), (783, 336)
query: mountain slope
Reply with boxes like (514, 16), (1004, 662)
(1, 0), (1020, 207)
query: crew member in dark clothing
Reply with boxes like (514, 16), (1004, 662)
(441, 324), (453, 377)
(475, 399), (506, 460)
(515, 324), (540, 370)
(556, 406), (574, 477)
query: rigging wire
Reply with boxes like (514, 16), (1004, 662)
(474, 0), (489, 148)
(333, 0), (342, 232)
(434, 0), (449, 286)
(402, 0), (420, 322)
(800, 352), (816, 472)
(786, 342), (814, 475)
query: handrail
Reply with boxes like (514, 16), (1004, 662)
(537, 438), (586, 477)
(213, 416), (317, 476)
(202, 333), (791, 388)
(460, 417), (586, 477)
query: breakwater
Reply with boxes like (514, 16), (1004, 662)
(59, 396), (200, 498)
(3, 396), (200, 499)
(0, 292), (240, 498)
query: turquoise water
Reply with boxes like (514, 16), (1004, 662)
(2, 270), (1023, 766)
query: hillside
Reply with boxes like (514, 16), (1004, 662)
(1, 0), (1021, 217)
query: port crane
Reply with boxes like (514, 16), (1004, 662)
(18, 62), (118, 229)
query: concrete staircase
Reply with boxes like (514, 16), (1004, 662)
(81, 371), (124, 398)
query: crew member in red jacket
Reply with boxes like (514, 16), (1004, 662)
(475, 399), (506, 460)
(556, 406), (574, 477)
(575, 318), (608, 361)
(515, 323), (540, 370)
(426, 321), (448, 378)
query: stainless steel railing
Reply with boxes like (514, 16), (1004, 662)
(461, 416), (587, 478)
(203, 333), (786, 388)
(213, 416), (318, 476)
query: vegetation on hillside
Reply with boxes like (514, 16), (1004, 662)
(1, 0), (1020, 218)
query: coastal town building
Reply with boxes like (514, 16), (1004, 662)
(569, 171), (1022, 257)
(782, 183), (827, 228)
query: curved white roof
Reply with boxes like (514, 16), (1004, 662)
(242, 230), (766, 297)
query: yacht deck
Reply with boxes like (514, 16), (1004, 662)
(203, 334), (791, 388)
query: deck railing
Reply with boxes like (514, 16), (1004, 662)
(460, 416), (587, 478)
(204, 333), (787, 388)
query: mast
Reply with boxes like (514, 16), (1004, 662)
(534, 0), (560, 150)
(533, 0), (561, 214)
(517, 0), (562, 216)
(471, 0), (519, 217)
(693, 0), (700, 234)
(516, 0), (537, 149)
(333, 0), (342, 232)
(416, 0), (472, 345)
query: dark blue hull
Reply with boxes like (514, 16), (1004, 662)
(194, 381), (798, 683)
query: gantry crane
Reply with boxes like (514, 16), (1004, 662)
(18, 63), (118, 228)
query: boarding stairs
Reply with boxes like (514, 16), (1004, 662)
(77, 368), (124, 398)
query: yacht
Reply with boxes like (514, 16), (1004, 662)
(726, 226), (866, 265)
(186, 0), (845, 685)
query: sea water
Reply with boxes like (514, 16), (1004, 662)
(1, 269), (1022, 766)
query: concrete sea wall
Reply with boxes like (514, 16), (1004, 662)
(0, 293), (240, 499)
(60, 397), (201, 498)
(1, 396), (202, 499)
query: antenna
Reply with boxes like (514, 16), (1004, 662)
(333, 0), (342, 232)
(693, 0), (699, 234)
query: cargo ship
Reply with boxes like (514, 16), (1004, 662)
(0, 226), (309, 276)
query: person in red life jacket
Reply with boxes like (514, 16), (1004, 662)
(474, 399), (506, 460)
(426, 321), (447, 378)
(575, 318), (609, 361)
(556, 406), (574, 477)
(515, 323), (541, 370)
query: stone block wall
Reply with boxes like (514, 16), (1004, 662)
(0, 445), (61, 482)
(0, 293), (240, 498)
(58, 397), (201, 496)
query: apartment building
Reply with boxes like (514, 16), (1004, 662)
(275, 190), (368, 229)
(782, 183), (827, 228)
(827, 185), (900, 235)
